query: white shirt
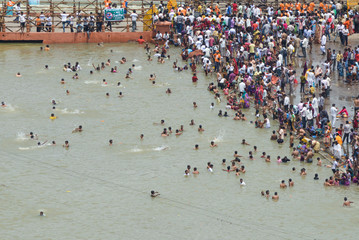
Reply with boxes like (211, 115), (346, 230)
(330, 107), (338, 116)
(321, 35), (327, 46)
(19, 15), (25, 23)
(61, 13), (69, 22)
(284, 96), (290, 106)
(239, 82), (246, 92)
(130, 13), (138, 21)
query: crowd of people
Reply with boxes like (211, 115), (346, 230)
(3, 1), (359, 208)
(139, 0), (359, 199)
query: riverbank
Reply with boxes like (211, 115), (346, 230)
(0, 31), (153, 44)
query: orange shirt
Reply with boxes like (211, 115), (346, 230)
(296, 3), (301, 11)
(104, 0), (111, 8)
(324, 4), (328, 12)
(280, 3), (284, 11)
(309, 2), (315, 12)
(344, 20), (350, 29)
(7, 1), (14, 7)
(319, 2), (324, 10)
(215, 53), (221, 62)
(285, 3), (290, 10)
(137, 38), (145, 44)
(35, 18), (41, 26)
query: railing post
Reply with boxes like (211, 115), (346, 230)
(73, 0), (76, 14)
(100, 3), (105, 32)
(1, 1), (5, 32)
(26, 0), (30, 32)
(51, 0), (54, 32)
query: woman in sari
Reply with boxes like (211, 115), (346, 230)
(314, 22), (322, 44)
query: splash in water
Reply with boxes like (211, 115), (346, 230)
(212, 130), (225, 143)
(16, 132), (28, 141)
(60, 108), (84, 114)
(153, 145), (169, 151)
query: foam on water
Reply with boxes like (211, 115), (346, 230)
(132, 59), (140, 62)
(153, 145), (169, 151)
(129, 147), (144, 153)
(16, 132), (28, 141)
(87, 57), (93, 66)
(84, 80), (99, 84)
(133, 66), (142, 70)
(212, 130), (225, 143)
(60, 108), (84, 114)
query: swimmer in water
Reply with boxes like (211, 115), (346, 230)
(60, 78), (65, 84)
(106, 59), (111, 66)
(149, 74), (156, 81)
(265, 190), (270, 198)
(198, 125), (204, 132)
(1, 101), (7, 107)
(265, 155), (271, 162)
(194, 144), (199, 150)
(16, 72), (22, 77)
(49, 113), (57, 120)
(72, 125), (83, 133)
(280, 180), (287, 188)
(66, 90), (70, 95)
(210, 141), (218, 147)
(37, 141), (48, 146)
(45, 65), (48, 69)
(109, 139), (113, 146)
(314, 173), (319, 180)
(289, 179), (294, 187)
(52, 141), (56, 145)
(240, 179), (246, 185)
(192, 167), (199, 174)
(102, 79), (107, 85)
(300, 168), (307, 176)
(106, 93), (110, 97)
(161, 128), (169, 137)
(261, 152), (266, 158)
(241, 139), (250, 145)
(272, 192), (279, 200)
(39, 211), (45, 216)
(150, 190), (160, 197)
(117, 82), (121, 86)
(343, 197), (353, 206)
(72, 73), (79, 79)
(166, 88), (171, 94)
(317, 157), (322, 166)
(63, 140), (69, 148)
(234, 151), (242, 158)
(140, 134), (144, 140)
(118, 92), (123, 98)
(175, 129), (182, 136)
(222, 166), (233, 172)
(44, 45), (50, 51)
(189, 119), (195, 125)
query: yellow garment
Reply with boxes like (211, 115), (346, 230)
(143, 5), (158, 31)
(167, 0), (177, 12)
(50, 116), (57, 120)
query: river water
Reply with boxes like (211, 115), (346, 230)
(0, 42), (358, 239)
